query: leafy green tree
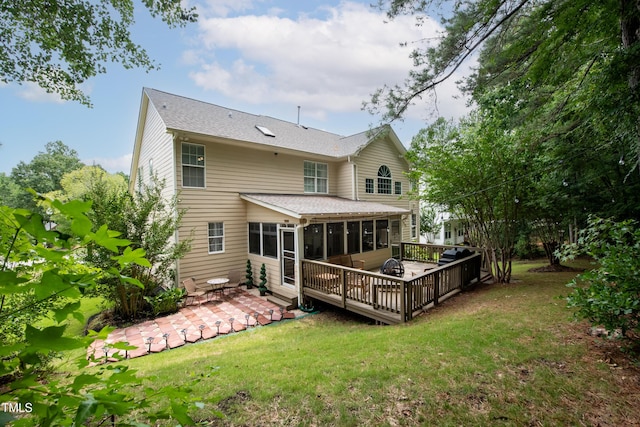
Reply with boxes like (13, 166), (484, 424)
(560, 217), (640, 346)
(83, 177), (191, 320)
(419, 205), (439, 242)
(1, 0), (197, 105)
(0, 197), (202, 425)
(45, 165), (128, 203)
(375, 0), (640, 276)
(407, 113), (528, 283)
(0, 172), (20, 207)
(9, 141), (84, 212)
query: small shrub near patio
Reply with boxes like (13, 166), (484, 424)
(145, 287), (186, 317)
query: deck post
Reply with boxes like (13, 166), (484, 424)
(341, 268), (347, 308)
(434, 272), (440, 306)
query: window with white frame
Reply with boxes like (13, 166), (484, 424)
(208, 222), (224, 253)
(444, 223), (452, 240)
(248, 223), (277, 258)
(377, 165), (392, 194)
(394, 181), (402, 195)
(365, 178), (374, 194)
(304, 161), (328, 193)
(182, 143), (205, 188)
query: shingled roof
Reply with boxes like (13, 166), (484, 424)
(143, 88), (401, 158)
(240, 193), (410, 219)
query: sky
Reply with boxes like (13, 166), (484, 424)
(0, 0), (472, 176)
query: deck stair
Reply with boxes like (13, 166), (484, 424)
(267, 291), (298, 311)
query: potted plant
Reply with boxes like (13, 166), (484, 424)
(258, 263), (268, 296)
(245, 259), (254, 289)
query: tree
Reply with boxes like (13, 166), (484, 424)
(0, 198), (202, 425)
(407, 114), (528, 283)
(10, 141), (84, 212)
(419, 205), (439, 242)
(369, 1), (640, 201)
(0, 173), (20, 208)
(1, 0), (197, 105)
(82, 176), (191, 320)
(560, 217), (640, 346)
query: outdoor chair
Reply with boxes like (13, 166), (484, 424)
(346, 272), (370, 298)
(224, 270), (244, 294)
(180, 277), (207, 305)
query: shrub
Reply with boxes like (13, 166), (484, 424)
(559, 216), (640, 344)
(144, 287), (186, 317)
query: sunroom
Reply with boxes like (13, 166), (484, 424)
(240, 193), (411, 300)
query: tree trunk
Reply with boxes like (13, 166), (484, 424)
(543, 241), (561, 265)
(620, 0), (640, 90)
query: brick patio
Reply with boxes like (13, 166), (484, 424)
(88, 288), (298, 362)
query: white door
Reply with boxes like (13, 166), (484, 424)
(280, 228), (296, 288)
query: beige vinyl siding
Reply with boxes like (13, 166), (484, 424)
(176, 141), (338, 195)
(334, 161), (355, 199)
(137, 105), (175, 201)
(355, 137), (411, 207)
(172, 133), (417, 283)
(176, 189), (247, 282)
(175, 139), (310, 283)
(355, 137), (416, 244)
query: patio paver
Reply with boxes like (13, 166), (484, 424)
(87, 288), (298, 362)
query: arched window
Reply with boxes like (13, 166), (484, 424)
(377, 165), (392, 194)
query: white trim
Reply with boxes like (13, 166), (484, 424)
(181, 142), (206, 189)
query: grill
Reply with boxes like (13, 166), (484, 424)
(380, 258), (405, 277)
(437, 248), (472, 266)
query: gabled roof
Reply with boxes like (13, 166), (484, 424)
(240, 193), (410, 219)
(142, 88), (406, 158)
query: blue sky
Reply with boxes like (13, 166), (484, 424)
(0, 0), (471, 175)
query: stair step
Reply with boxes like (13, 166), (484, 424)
(267, 295), (297, 311)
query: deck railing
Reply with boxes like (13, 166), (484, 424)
(301, 246), (482, 325)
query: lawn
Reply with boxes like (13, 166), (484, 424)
(102, 259), (640, 425)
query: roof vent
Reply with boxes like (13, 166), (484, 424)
(228, 111), (232, 118)
(255, 125), (275, 137)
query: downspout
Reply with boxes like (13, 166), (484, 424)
(348, 155), (358, 200)
(171, 132), (181, 288)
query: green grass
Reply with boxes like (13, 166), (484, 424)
(85, 258), (638, 426)
(37, 296), (106, 337)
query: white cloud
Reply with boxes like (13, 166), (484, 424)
(199, 0), (259, 18)
(83, 153), (132, 174)
(189, 1), (471, 122)
(17, 82), (67, 104)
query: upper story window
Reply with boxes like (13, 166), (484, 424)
(304, 161), (328, 193)
(394, 181), (402, 195)
(182, 143), (205, 188)
(377, 165), (392, 194)
(365, 178), (374, 194)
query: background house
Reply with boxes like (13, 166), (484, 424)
(129, 88), (419, 307)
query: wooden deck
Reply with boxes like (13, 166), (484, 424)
(301, 243), (484, 325)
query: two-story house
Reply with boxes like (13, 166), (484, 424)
(129, 88), (419, 307)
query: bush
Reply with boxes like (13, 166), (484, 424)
(514, 234), (544, 259)
(559, 216), (640, 344)
(144, 287), (186, 317)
